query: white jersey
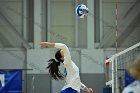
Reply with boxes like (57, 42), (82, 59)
(122, 80), (140, 93)
(55, 43), (86, 93)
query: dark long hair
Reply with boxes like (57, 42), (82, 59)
(47, 50), (64, 80)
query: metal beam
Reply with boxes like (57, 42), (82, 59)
(0, 9), (32, 49)
(98, 0), (140, 48)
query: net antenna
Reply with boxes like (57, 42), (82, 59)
(115, 0), (119, 53)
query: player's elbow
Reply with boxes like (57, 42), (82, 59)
(61, 44), (68, 50)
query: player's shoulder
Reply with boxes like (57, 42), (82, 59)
(122, 86), (133, 93)
(122, 80), (140, 93)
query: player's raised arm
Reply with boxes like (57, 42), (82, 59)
(40, 42), (71, 64)
(40, 42), (55, 47)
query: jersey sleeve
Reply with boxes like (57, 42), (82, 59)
(55, 43), (71, 65)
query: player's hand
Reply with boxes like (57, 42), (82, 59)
(86, 87), (93, 93)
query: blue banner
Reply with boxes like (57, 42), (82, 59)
(0, 70), (22, 93)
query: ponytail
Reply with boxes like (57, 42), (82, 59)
(47, 59), (64, 80)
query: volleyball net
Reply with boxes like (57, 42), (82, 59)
(105, 42), (140, 93)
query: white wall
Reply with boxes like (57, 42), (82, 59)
(81, 49), (104, 73)
(27, 49), (50, 74)
(0, 49), (25, 69)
